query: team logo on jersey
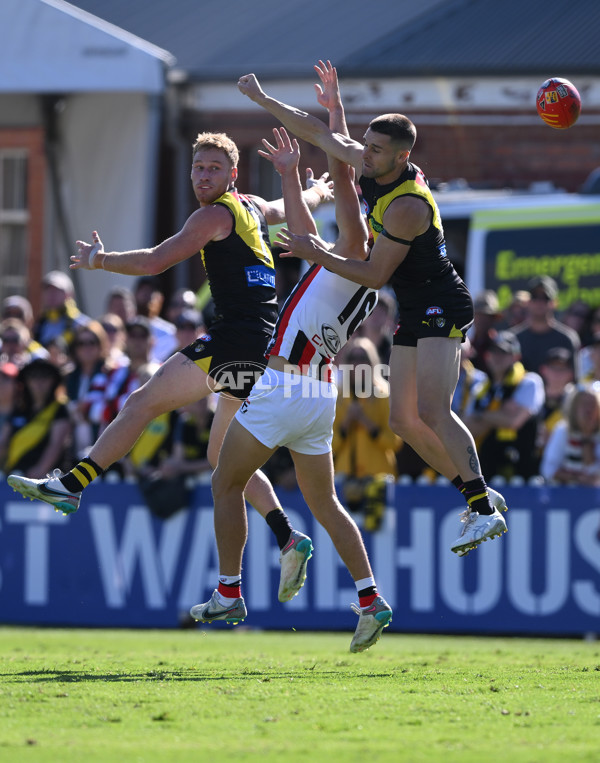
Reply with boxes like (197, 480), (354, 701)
(194, 344), (205, 353)
(425, 306), (443, 316)
(436, 317), (446, 328)
(321, 324), (341, 355)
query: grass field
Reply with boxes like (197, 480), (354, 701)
(0, 626), (598, 762)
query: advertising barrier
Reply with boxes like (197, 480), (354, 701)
(1, 482), (599, 635)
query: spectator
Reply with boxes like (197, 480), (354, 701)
(0, 319), (47, 367)
(355, 286), (397, 365)
(133, 275), (178, 362)
(2, 295), (35, 328)
(536, 347), (575, 466)
(45, 335), (74, 375)
(173, 309), (205, 353)
(65, 322), (115, 459)
(469, 289), (502, 374)
(0, 358), (72, 478)
(464, 330), (545, 481)
(0, 361), (18, 434)
(332, 337), (401, 530)
(165, 288), (198, 325)
(105, 286), (136, 325)
(2, 296), (48, 359)
(540, 383), (600, 486)
(561, 300), (593, 346)
(452, 336), (489, 419)
(98, 313), (128, 368)
(500, 290), (531, 329)
(33, 271), (90, 348)
(101, 317), (159, 428)
(512, 276), (580, 378)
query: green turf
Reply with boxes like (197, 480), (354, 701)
(0, 627), (598, 762)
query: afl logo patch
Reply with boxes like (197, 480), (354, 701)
(425, 306), (443, 316)
(322, 324), (341, 355)
(361, 198), (369, 216)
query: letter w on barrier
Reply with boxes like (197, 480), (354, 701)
(89, 505), (187, 609)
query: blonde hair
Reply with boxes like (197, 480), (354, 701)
(192, 132), (239, 168)
(564, 383), (600, 432)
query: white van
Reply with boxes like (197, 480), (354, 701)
(311, 178), (600, 312)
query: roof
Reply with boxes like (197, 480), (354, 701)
(0, 0), (174, 93)
(342, 0), (600, 76)
(66, 0), (600, 80)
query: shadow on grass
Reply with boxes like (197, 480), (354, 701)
(3, 668), (394, 683)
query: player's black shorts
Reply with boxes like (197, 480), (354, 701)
(393, 281), (474, 347)
(180, 319), (273, 400)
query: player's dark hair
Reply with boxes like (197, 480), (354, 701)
(369, 114), (416, 152)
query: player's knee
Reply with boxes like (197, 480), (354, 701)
(417, 398), (444, 429)
(121, 385), (162, 420)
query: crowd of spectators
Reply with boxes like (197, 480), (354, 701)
(2, 270), (600, 529)
(0, 272), (212, 518)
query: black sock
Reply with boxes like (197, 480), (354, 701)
(462, 477), (493, 515)
(265, 508), (294, 550)
(60, 457), (104, 493)
(451, 475), (464, 492)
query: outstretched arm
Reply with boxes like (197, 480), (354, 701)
(259, 127), (318, 237)
(238, 72), (363, 174)
(314, 60), (367, 260)
(71, 204), (232, 275)
(253, 169), (333, 225)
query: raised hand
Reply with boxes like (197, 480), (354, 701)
(258, 127), (300, 176)
(276, 227), (328, 262)
(71, 230), (104, 270)
(314, 59), (342, 113)
(305, 168), (334, 202)
(238, 73), (265, 101)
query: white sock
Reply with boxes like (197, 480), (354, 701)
(354, 576), (376, 594)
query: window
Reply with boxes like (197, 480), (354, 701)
(0, 150), (29, 301)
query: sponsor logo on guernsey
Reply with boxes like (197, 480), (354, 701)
(425, 306), (443, 316)
(321, 324), (341, 355)
(245, 264), (276, 288)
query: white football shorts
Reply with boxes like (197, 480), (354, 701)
(234, 368), (337, 455)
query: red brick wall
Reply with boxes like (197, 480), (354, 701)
(205, 110), (600, 195)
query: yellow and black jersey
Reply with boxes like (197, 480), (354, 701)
(201, 190), (278, 332)
(4, 401), (71, 473)
(360, 163), (462, 301)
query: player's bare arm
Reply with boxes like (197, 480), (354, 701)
(238, 72), (363, 174)
(314, 60), (367, 261)
(253, 168), (333, 225)
(314, 59), (348, 138)
(71, 204), (232, 275)
(277, 194), (426, 288)
(259, 127), (318, 237)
